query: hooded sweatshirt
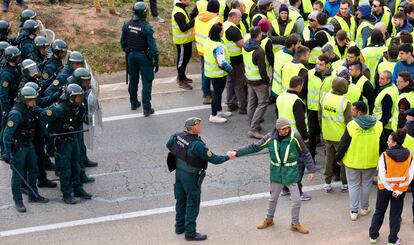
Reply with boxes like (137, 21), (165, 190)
(243, 38), (269, 85)
(396, 83), (414, 129)
(303, 24), (334, 50)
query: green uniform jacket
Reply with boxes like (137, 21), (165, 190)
(235, 130), (316, 185)
(166, 132), (229, 174)
(0, 64), (21, 114)
(44, 65), (73, 97)
(39, 57), (63, 90)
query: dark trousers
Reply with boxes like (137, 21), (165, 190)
(33, 128), (51, 182)
(176, 43), (192, 81)
(137, 0), (158, 17)
(174, 169), (201, 239)
(211, 77), (227, 116)
(369, 189), (405, 243)
(307, 110), (320, 158)
(128, 51), (154, 111)
(226, 63), (247, 111)
(77, 129), (88, 176)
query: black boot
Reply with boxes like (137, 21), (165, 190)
(185, 232), (207, 241)
(63, 196), (77, 204)
(29, 194), (49, 203)
(21, 186), (29, 195)
(74, 190), (92, 199)
(44, 160), (55, 171)
(38, 179), (57, 188)
(84, 158), (98, 168)
(15, 202), (26, 213)
(80, 173), (95, 183)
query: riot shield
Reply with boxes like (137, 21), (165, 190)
(37, 20), (55, 44)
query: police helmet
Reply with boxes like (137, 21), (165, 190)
(21, 59), (40, 78)
(68, 51), (84, 64)
(66, 83), (84, 100)
(73, 67), (91, 85)
(22, 19), (39, 34)
(133, 2), (148, 18)
(24, 81), (41, 93)
(20, 9), (37, 25)
(51, 39), (68, 53)
(0, 20), (10, 36)
(19, 86), (38, 103)
(4, 46), (22, 62)
(34, 35), (49, 47)
(0, 41), (10, 56)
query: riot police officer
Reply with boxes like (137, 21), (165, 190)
(2, 86), (49, 213)
(0, 41), (10, 69)
(19, 19), (39, 59)
(0, 46), (22, 155)
(120, 2), (159, 115)
(44, 84), (92, 204)
(19, 9), (37, 28)
(166, 117), (232, 241)
(40, 39), (67, 90)
(0, 20), (17, 45)
(29, 36), (49, 68)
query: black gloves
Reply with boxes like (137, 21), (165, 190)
(2, 154), (10, 164)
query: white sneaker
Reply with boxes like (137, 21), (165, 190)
(341, 184), (348, 192)
(350, 212), (358, 221)
(360, 207), (372, 216)
(153, 16), (165, 23)
(217, 111), (232, 118)
(209, 115), (227, 123)
(323, 183), (332, 193)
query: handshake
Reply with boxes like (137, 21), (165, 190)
(226, 151), (237, 160)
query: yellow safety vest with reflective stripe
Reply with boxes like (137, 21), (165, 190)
(343, 120), (383, 169)
(195, 15), (221, 56)
(333, 16), (356, 41)
(244, 0), (255, 28)
(355, 21), (374, 48)
(309, 30), (334, 65)
(251, 13), (266, 26)
(344, 83), (362, 104)
(267, 10), (277, 23)
(272, 49), (294, 96)
(320, 93), (349, 142)
(171, 6), (194, 44)
(361, 45), (387, 87)
(196, 0), (207, 13)
(302, 25), (311, 41)
(272, 131), (300, 167)
(242, 47), (261, 81)
(377, 60), (397, 76)
(281, 62), (307, 91)
(222, 21), (242, 57)
(270, 19), (295, 54)
(373, 84), (399, 130)
(204, 39), (229, 78)
(354, 75), (370, 109)
(276, 92), (306, 131)
(307, 68), (334, 111)
(330, 40), (355, 61)
(379, 7), (392, 29)
(302, 0), (313, 14)
(403, 133), (414, 153)
(392, 92), (414, 130)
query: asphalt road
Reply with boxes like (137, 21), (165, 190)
(0, 75), (413, 244)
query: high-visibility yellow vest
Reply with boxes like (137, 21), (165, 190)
(333, 15), (356, 41)
(196, 0), (207, 13)
(394, 0), (402, 14)
(251, 13), (266, 26)
(204, 39), (229, 78)
(320, 92), (350, 142)
(171, 6), (194, 44)
(267, 10), (277, 22)
(272, 49), (294, 96)
(240, 21), (248, 37)
(309, 30), (334, 65)
(343, 119), (383, 169)
(276, 92), (306, 131)
(281, 62), (307, 91)
(302, 25), (311, 41)
(307, 68), (334, 111)
(355, 21), (374, 48)
(244, 0), (255, 28)
(289, 9), (301, 22)
(379, 6), (392, 29)
(330, 40), (355, 61)
(270, 19), (295, 54)
(194, 14), (221, 56)
(373, 83), (399, 130)
(242, 47), (261, 81)
(392, 92), (414, 130)
(222, 21), (243, 57)
(354, 75), (370, 109)
(302, 0), (313, 14)
(344, 83), (362, 104)
(361, 45), (387, 87)
(403, 133), (414, 153)
(377, 60), (397, 76)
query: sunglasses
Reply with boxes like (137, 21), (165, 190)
(373, 4), (380, 7)
(309, 19), (315, 22)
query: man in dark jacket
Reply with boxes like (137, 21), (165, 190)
(349, 61), (376, 114)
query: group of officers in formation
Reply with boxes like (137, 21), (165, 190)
(0, 9), (99, 213)
(167, 0), (414, 243)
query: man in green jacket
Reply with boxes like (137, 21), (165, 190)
(229, 117), (316, 234)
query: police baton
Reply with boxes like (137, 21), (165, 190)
(9, 162), (40, 199)
(49, 129), (89, 137)
(125, 52), (129, 85)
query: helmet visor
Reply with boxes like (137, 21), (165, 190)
(24, 63), (40, 78)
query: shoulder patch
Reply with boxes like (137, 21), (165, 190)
(43, 73), (49, 79)
(207, 149), (213, 157)
(7, 120), (14, 127)
(46, 110), (53, 116)
(2, 81), (8, 88)
(53, 80), (59, 86)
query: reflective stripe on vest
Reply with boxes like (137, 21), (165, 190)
(307, 68), (334, 111)
(392, 92), (414, 130)
(361, 45), (388, 87)
(377, 60), (396, 76)
(342, 120), (383, 169)
(242, 47), (261, 81)
(330, 40), (355, 61)
(309, 30), (333, 64)
(195, 15), (221, 55)
(272, 50), (294, 96)
(222, 21), (242, 57)
(251, 13), (266, 26)
(321, 93), (349, 142)
(302, 25), (311, 41)
(355, 21), (374, 48)
(378, 152), (412, 192)
(281, 62), (307, 91)
(373, 84), (399, 130)
(333, 15), (356, 41)
(276, 92), (306, 131)
(270, 19), (295, 53)
(171, 6), (194, 44)
(204, 39), (229, 78)
(379, 7), (392, 29)
(271, 131), (297, 166)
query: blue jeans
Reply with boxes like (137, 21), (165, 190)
(200, 56), (211, 97)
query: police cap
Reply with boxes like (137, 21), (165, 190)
(185, 117), (202, 127)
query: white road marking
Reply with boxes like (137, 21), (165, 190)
(89, 170), (130, 178)
(102, 105), (211, 122)
(0, 182), (341, 237)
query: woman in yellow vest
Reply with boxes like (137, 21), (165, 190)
(369, 129), (414, 245)
(268, 4), (297, 54)
(204, 23), (233, 124)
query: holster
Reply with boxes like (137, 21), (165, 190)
(167, 152), (176, 172)
(197, 169), (206, 187)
